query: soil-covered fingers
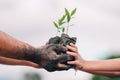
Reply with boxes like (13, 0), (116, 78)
(57, 62), (72, 70)
(52, 44), (67, 54)
(56, 54), (74, 70)
(42, 54), (73, 71)
(57, 54), (74, 62)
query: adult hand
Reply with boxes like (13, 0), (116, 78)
(36, 44), (74, 72)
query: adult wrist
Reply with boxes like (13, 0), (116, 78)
(23, 47), (41, 64)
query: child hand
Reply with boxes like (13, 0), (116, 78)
(66, 43), (85, 70)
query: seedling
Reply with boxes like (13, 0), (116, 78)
(48, 8), (77, 71)
(53, 8), (77, 35)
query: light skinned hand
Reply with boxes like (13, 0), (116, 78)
(66, 43), (84, 70)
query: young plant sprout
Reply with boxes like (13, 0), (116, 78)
(53, 8), (77, 35)
(49, 8), (77, 72)
(53, 14), (66, 35)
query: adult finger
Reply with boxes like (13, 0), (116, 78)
(0, 56), (40, 68)
(57, 62), (72, 70)
(57, 54), (74, 62)
(20, 60), (40, 68)
(49, 44), (66, 51)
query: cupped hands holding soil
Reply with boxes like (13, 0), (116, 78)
(45, 33), (77, 71)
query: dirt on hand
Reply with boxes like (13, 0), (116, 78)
(47, 33), (77, 70)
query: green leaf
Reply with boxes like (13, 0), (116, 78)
(61, 15), (66, 22)
(61, 21), (66, 24)
(58, 19), (61, 26)
(58, 15), (66, 26)
(71, 8), (77, 16)
(53, 22), (59, 28)
(62, 27), (65, 32)
(65, 8), (71, 23)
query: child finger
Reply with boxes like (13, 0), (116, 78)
(70, 43), (77, 49)
(66, 45), (78, 53)
(67, 61), (76, 65)
(67, 51), (78, 59)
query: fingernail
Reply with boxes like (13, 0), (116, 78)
(66, 51), (70, 54)
(66, 45), (69, 47)
(70, 43), (73, 45)
(66, 51), (69, 54)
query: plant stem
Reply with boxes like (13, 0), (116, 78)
(56, 29), (59, 36)
(66, 23), (69, 34)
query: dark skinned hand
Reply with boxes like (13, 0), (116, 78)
(35, 44), (74, 72)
